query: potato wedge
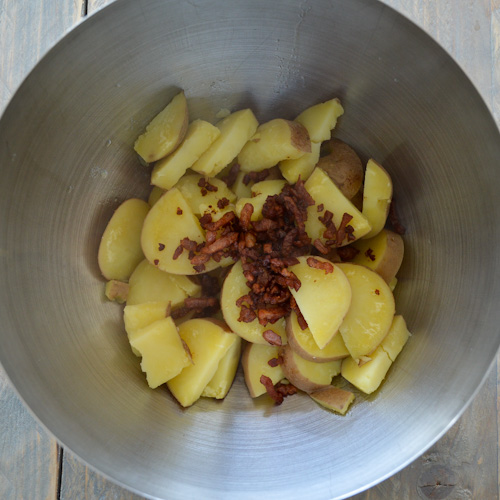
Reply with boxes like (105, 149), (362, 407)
(241, 343), (285, 398)
(98, 198), (150, 281)
(309, 386), (355, 415)
(337, 263), (395, 362)
(280, 345), (341, 393)
(295, 98), (344, 142)
(288, 256), (351, 349)
(151, 120), (220, 190)
(352, 229), (404, 284)
(235, 179), (287, 221)
(134, 91), (188, 163)
(148, 186), (166, 207)
(279, 141), (321, 184)
(238, 119), (311, 172)
(104, 280), (129, 303)
(191, 109), (258, 176)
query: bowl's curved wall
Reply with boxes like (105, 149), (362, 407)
(0, 0), (499, 498)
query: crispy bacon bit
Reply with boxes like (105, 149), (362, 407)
(221, 163), (240, 187)
(153, 259), (159, 266)
(336, 213), (354, 246)
(173, 245), (183, 260)
(313, 238), (329, 255)
(197, 177), (218, 192)
(268, 357), (280, 367)
(217, 197), (230, 210)
(389, 198), (406, 235)
(243, 168), (271, 186)
(317, 203), (324, 212)
(238, 305), (257, 322)
(260, 375), (297, 405)
(374, 289), (380, 295)
(337, 246), (359, 261)
(275, 382), (298, 397)
(307, 256), (334, 274)
(201, 188), (208, 196)
(263, 330), (282, 346)
(176, 207), (183, 215)
(158, 243), (165, 251)
(239, 203), (254, 231)
(365, 248), (376, 261)
(200, 232), (238, 255)
(201, 211), (235, 232)
(184, 296), (218, 309)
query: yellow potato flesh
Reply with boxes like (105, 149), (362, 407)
(134, 91), (188, 163)
(295, 98), (344, 142)
(230, 170), (253, 199)
(288, 256), (351, 349)
(279, 141), (321, 184)
(191, 109), (258, 176)
(97, 198), (150, 281)
(235, 179), (287, 221)
(130, 317), (191, 389)
(167, 319), (238, 407)
(337, 263), (395, 362)
(148, 186), (166, 207)
(304, 167), (372, 246)
(341, 315), (410, 394)
(220, 260), (287, 345)
(151, 119), (221, 190)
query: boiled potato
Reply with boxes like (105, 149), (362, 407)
(130, 317), (192, 389)
(280, 345), (341, 393)
(288, 256), (351, 349)
(151, 120), (220, 190)
(167, 318), (238, 407)
(148, 186), (166, 207)
(191, 109), (258, 176)
(235, 179), (287, 221)
(241, 343), (285, 398)
(220, 260), (288, 345)
(341, 315), (410, 394)
(134, 91), (188, 163)
(279, 141), (321, 183)
(295, 98), (344, 142)
(98, 198), (150, 281)
(304, 168), (372, 245)
(315, 139), (364, 199)
(202, 337), (242, 399)
(286, 311), (349, 362)
(231, 170), (253, 199)
(238, 119), (311, 172)
(104, 280), (129, 303)
(352, 229), (404, 284)
(309, 386), (355, 415)
(362, 159), (393, 239)
(337, 263), (395, 363)
(127, 259), (200, 306)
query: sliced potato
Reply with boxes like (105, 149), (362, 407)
(280, 345), (341, 393)
(167, 318), (238, 407)
(241, 343), (285, 398)
(352, 229), (404, 284)
(235, 179), (287, 221)
(304, 168), (372, 246)
(361, 159), (393, 239)
(130, 317), (191, 389)
(231, 170), (253, 199)
(148, 186), (166, 207)
(279, 141), (321, 184)
(288, 256), (351, 349)
(124, 301), (171, 348)
(220, 260), (287, 345)
(104, 280), (129, 303)
(98, 198), (150, 281)
(309, 386), (355, 415)
(238, 119), (311, 172)
(337, 263), (395, 362)
(191, 109), (258, 176)
(151, 120), (220, 190)
(286, 311), (349, 362)
(341, 315), (410, 394)
(134, 91), (188, 163)
(295, 98), (344, 142)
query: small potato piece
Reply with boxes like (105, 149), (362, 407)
(309, 386), (355, 415)
(130, 317), (191, 389)
(220, 260), (287, 345)
(280, 345), (341, 393)
(235, 179), (287, 221)
(148, 186), (166, 207)
(295, 98), (344, 142)
(191, 109), (258, 176)
(279, 141), (321, 184)
(167, 318), (238, 407)
(352, 229), (404, 284)
(315, 139), (364, 199)
(134, 91), (189, 163)
(286, 311), (349, 362)
(304, 168), (372, 245)
(337, 263), (395, 363)
(288, 256), (351, 349)
(202, 337), (242, 399)
(362, 159), (393, 239)
(341, 315), (410, 394)
(231, 170), (253, 199)
(241, 343), (285, 398)
(151, 120), (221, 190)
(98, 198), (150, 281)
(238, 119), (311, 172)
(104, 280), (129, 303)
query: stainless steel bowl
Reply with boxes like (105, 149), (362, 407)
(1, 1), (499, 498)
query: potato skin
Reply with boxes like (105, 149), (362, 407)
(316, 139), (363, 199)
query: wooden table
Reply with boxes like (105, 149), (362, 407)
(0, 1), (498, 498)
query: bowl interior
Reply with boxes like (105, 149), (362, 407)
(1, 0), (500, 498)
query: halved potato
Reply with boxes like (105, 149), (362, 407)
(309, 386), (355, 415)
(337, 263), (395, 363)
(280, 345), (341, 393)
(98, 198), (150, 281)
(295, 98), (344, 142)
(288, 256), (351, 349)
(134, 91), (188, 163)
(279, 141), (321, 184)
(238, 119), (311, 172)
(235, 179), (287, 221)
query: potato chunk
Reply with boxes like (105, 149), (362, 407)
(98, 198), (150, 281)
(134, 91), (189, 163)
(104, 280), (129, 303)
(148, 186), (166, 207)
(295, 98), (344, 142)
(309, 386), (355, 415)
(279, 141), (321, 184)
